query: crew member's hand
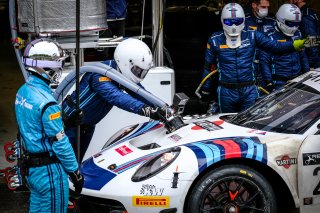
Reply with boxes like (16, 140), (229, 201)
(63, 109), (83, 129)
(265, 81), (274, 93)
(200, 90), (211, 102)
(69, 169), (84, 193)
(140, 105), (174, 121)
(140, 106), (164, 120)
(293, 39), (306, 51)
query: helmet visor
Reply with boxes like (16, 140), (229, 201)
(131, 65), (149, 79)
(223, 18), (244, 26)
(284, 20), (300, 28)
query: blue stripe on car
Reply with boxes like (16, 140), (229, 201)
(81, 158), (117, 190)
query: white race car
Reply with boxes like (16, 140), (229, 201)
(71, 71), (320, 213)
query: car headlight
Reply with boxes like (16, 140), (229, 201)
(102, 124), (138, 149)
(131, 147), (181, 182)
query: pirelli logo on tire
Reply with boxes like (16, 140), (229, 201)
(132, 196), (170, 207)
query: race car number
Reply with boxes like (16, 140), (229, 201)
(313, 167), (320, 195)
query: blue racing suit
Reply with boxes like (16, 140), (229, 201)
(245, 14), (276, 88)
(299, 4), (320, 68)
(260, 28), (310, 90)
(202, 29), (296, 113)
(62, 60), (153, 160)
(15, 74), (78, 213)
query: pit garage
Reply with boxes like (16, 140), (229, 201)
(0, 0), (319, 212)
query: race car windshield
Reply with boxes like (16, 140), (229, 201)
(230, 85), (320, 134)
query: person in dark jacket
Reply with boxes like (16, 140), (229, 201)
(200, 3), (306, 113)
(63, 38), (170, 161)
(260, 4), (310, 92)
(245, 0), (276, 89)
(105, 0), (127, 38)
(290, 0), (320, 68)
(100, 0), (127, 59)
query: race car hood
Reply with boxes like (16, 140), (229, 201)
(79, 114), (280, 191)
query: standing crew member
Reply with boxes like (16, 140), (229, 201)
(15, 39), (83, 213)
(245, 0), (276, 88)
(260, 4), (309, 92)
(63, 38), (172, 161)
(200, 3), (306, 113)
(290, 0), (320, 69)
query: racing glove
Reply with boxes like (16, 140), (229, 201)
(265, 81), (275, 93)
(200, 90), (211, 102)
(140, 105), (166, 121)
(293, 39), (306, 51)
(63, 109), (84, 129)
(69, 169), (84, 194)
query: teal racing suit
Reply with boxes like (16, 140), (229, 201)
(15, 73), (78, 213)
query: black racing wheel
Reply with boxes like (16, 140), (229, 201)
(187, 165), (276, 213)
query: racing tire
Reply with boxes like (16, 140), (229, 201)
(187, 165), (277, 213)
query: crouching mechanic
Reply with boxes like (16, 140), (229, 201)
(260, 4), (310, 92)
(15, 39), (83, 213)
(200, 3), (306, 113)
(62, 38), (172, 161)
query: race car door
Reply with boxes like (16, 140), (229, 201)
(298, 132), (320, 213)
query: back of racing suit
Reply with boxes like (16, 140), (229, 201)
(299, 4), (320, 68)
(260, 28), (310, 90)
(62, 60), (153, 160)
(15, 74), (78, 213)
(245, 14), (276, 88)
(202, 29), (295, 113)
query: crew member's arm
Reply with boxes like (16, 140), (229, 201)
(300, 49), (310, 73)
(201, 36), (217, 100)
(42, 104), (78, 173)
(255, 31), (302, 53)
(91, 74), (146, 114)
(259, 49), (273, 84)
(302, 14), (320, 68)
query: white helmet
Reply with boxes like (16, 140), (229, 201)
(23, 39), (67, 84)
(276, 4), (301, 37)
(221, 3), (245, 37)
(114, 38), (153, 84)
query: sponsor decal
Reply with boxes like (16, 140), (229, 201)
(247, 129), (267, 135)
(304, 197), (313, 205)
(303, 152), (320, 166)
(140, 184), (164, 196)
(192, 120), (223, 131)
(277, 39), (287, 42)
(276, 155), (297, 169)
(168, 134), (182, 142)
(98, 76), (111, 82)
(15, 97), (33, 109)
(108, 163), (117, 170)
(115, 145), (133, 156)
(219, 44), (229, 49)
(97, 159), (105, 163)
(49, 111), (61, 120)
(239, 38), (250, 48)
(93, 153), (102, 158)
(55, 130), (65, 141)
(240, 169), (253, 177)
(207, 43), (210, 49)
(249, 26), (257, 30)
(132, 196), (169, 207)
